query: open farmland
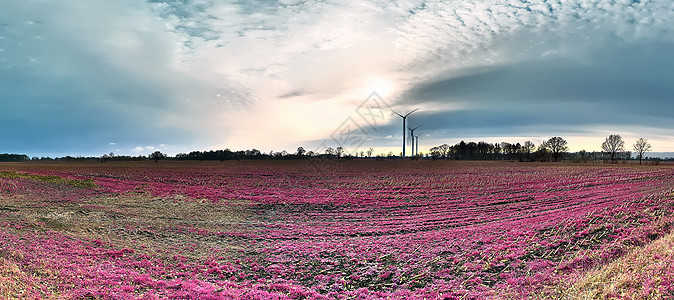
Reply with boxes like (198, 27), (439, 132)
(1, 161), (674, 299)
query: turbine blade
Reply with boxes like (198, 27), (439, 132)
(403, 108), (419, 117)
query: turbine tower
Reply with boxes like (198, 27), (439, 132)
(393, 108), (418, 158)
(408, 125), (422, 157)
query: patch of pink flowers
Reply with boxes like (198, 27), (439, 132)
(1, 162), (674, 298)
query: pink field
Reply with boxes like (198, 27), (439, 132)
(1, 161), (674, 299)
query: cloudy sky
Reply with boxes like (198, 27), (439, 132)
(1, 0), (673, 157)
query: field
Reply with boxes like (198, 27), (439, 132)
(1, 160), (674, 299)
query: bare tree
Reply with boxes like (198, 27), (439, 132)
(336, 146), (344, 158)
(296, 146), (306, 157)
(367, 147), (374, 157)
(325, 147), (335, 156)
(429, 146), (440, 159)
(633, 138), (652, 165)
(523, 141), (536, 161)
(435, 144), (450, 159)
(546, 137), (568, 162)
(601, 134), (625, 163)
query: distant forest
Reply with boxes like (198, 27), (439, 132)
(2, 138), (672, 163)
(427, 141), (633, 162)
(0, 154), (30, 162)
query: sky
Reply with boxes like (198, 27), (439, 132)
(1, 0), (673, 158)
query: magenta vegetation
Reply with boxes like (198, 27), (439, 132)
(1, 161), (674, 299)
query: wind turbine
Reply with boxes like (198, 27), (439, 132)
(414, 132), (423, 156)
(408, 125), (422, 157)
(393, 108), (418, 158)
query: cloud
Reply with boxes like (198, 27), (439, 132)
(406, 40), (674, 105)
(278, 90), (309, 99)
(394, 0), (673, 74)
(1, 0), (672, 156)
(0, 1), (218, 155)
(397, 39), (674, 149)
(383, 0), (674, 150)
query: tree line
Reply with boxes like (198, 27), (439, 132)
(173, 146), (375, 161)
(0, 135), (668, 164)
(428, 135), (656, 164)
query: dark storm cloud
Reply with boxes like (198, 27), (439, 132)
(399, 40), (674, 138)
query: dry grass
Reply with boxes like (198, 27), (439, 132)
(0, 170), (96, 188)
(550, 228), (674, 299)
(0, 191), (259, 262)
(0, 256), (30, 298)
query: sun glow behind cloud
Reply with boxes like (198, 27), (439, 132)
(363, 77), (396, 98)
